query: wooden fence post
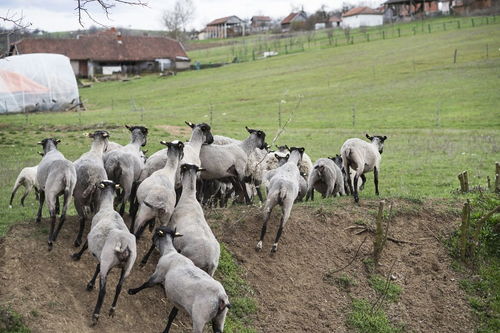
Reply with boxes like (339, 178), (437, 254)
(373, 200), (385, 266)
(460, 200), (471, 260)
(495, 162), (500, 193)
(397, 28), (401, 37)
(453, 49), (458, 64)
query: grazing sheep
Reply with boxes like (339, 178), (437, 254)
(276, 144), (313, 179)
(139, 122), (213, 182)
(133, 141), (184, 238)
(128, 226), (230, 333)
(72, 180), (136, 326)
(104, 125), (148, 216)
(72, 130), (110, 247)
(36, 138), (77, 251)
(9, 166), (39, 208)
(257, 147), (304, 253)
(306, 158), (345, 201)
(200, 127), (266, 204)
(141, 164), (220, 276)
(340, 134), (387, 203)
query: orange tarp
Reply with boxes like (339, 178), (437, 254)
(0, 69), (48, 93)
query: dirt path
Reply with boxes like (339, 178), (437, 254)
(0, 199), (475, 332)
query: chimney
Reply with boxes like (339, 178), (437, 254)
(117, 31), (123, 44)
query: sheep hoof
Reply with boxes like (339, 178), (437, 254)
(128, 288), (136, 295)
(91, 314), (99, 326)
(35, 218), (41, 224)
(71, 253), (81, 261)
(271, 243), (278, 253)
(86, 282), (94, 291)
(255, 241), (263, 251)
(109, 307), (115, 317)
(47, 241), (53, 251)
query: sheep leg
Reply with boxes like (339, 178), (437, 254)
(71, 240), (88, 261)
(162, 306), (179, 333)
(35, 188), (40, 201)
(128, 181), (139, 217)
(20, 186), (31, 206)
(360, 174), (366, 191)
(257, 206), (273, 251)
(353, 175), (360, 203)
(47, 194), (58, 251)
(256, 186), (264, 203)
(108, 267), (125, 318)
(55, 197), (60, 215)
(374, 167), (379, 196)
(86, 263), (100, 290)
(139, 242), (156, 266)
(133, 204), (155, 238)
(128, 274), (159, 295)
(345, 164), (354, 196)
(212, 307), (228, 333)
(9, 178), (23, 208)
(272, 204), (291, 252)
(92, 273), (108, 325)
(74, 216), (85, 247)
(35, 191), (45, 223)
(52, 187), (71, 242)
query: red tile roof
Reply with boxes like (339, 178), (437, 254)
(342, 6), (381, 17)
(206, 16), (243, 26)
(251, 16), (271, 21)
(13, 30), (188, 62)
(329, 16), (342, 22)
(281, 12), (300, 24)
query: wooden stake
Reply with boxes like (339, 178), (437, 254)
(463, 171), (469, 192)
(373, 200), (385, 266)
(496, 162), (500, 193)
(460, 200), (470, 260)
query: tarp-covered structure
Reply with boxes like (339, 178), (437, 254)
(0, 53), (79, 114)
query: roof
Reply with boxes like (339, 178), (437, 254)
(281, 11), (306, 24)
(384, 0), (435, 4)
(342, 7), (381, 17)
(206, 16), (242, 26)
(329, 16), (342, 22)
(251, 16), (271, 21)
(13, 29), (189, 62)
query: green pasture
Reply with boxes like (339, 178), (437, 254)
(0, 23), (499, 235)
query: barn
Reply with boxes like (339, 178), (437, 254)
(8, 28), (190, 77)
(342, 7), (384, 29)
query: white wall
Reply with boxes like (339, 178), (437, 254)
(342, 14), (383, 29)
(70, 60), (79, 75)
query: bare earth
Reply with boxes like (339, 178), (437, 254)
(0, 198), (476, 332)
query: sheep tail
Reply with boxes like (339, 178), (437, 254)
(114, 242), (131, 262)
(218, 296), (231, 313)
(82, 183), (96, 199)
(144, 200), (165, 213)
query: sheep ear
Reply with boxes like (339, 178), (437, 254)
(99, 183), (105, 189)
(382, 136), (387, 141)
(157, 230), (164, 236)
(37, 141), (43, 145)
(174, 232), (183, 237)
(55, 139), (61, 144)
(299, 147), (304, 153)
(284, 145), (289, 150)
(245, 126), (251, 133)
(197, 167), (206, 172)
(366, 133), (373, 140)
(160, 140), (168, 146)
(38, 151), (44, 156)
(142, 149), (148, 154)
(274, 153), (280, 159)
(102, 132), (109, 138)
(115, 184), (121, 190)
(185, 121), (195, 128)
(125, 125), (132, 130)
(178, 141), (184, 149)
(286, 153), (290, 159)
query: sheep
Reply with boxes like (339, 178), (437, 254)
(72, 180), (136, 326)
(104, 141), (123, 152)
(305, 158), (345, 201)
(128, 226), (230, 333)
(139, 122), (213, 182)
(256, 147), (305, 253)
(263, 153), (307, 203)
(72, 130), (110, 247)
(36, 138), (77, 251)
(199, 127), (266, 204)
(9, 165), (39, 208)
(141, 164), (220, 276)
(340, 134), (387, 203)
(329, 154), (350, 195)
(276, 144), (313, 179)
(132, 141), (184, 238)
(104, 125), (148, 216)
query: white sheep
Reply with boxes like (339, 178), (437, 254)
(199, 127), (267, 204)
(276, 144), (313, 179)
(257, 147), (304, 252)
(36, 138), (77, 251)
(104, 125), (148, 216)
(306, 158), (345, 201)
(133, 141), (184, 238)
(340, 134), (387, 203)
(73, 130), (110, 247)
(9, 165), (39, 208)
(128, 226), (230, 333)
(72, 180), (136, 326)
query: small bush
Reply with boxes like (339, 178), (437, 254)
(347, 299), (403, 333)
(369, 275), (402, 302)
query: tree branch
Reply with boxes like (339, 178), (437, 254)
(75, 0), (148, 27)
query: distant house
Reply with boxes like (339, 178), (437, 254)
(383, 0), (442, 22)
(8, 28), (190, 77)
(250, 16), (272, 32)
(342, 7), (383, 29)
(452, 0), (494, 15)
(201, 16), (246, 39)
(329, 16), (342, 28)
(281, 11), (307, 31)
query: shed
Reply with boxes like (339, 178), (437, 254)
(204, 16), (246, 39)
(342, 7), (384, 29)
(281, 11), (307, 31)
(0, 53), (79, 114)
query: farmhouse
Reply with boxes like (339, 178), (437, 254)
(200, 16), (246, 39)
(250, 16), (272, 32)
(383, 0), (444, 22)
(342, 7), (384, 29)
(329, 16), (342, 28)
(8, 28), (190, 77)
(281, 11), (308, 31)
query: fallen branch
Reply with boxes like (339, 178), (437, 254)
(345, 225), (421, 245)
(329, 236), (368, 274)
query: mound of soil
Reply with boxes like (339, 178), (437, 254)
(0, 198), (475, 332)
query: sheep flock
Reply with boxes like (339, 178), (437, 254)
(8, 122), (387, 332)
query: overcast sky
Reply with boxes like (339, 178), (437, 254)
(1, 0), (384, 32)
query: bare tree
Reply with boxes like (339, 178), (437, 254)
(161, 0), (195, 41)
(1, 10), (31, 55)
(75, 0), (148, 27)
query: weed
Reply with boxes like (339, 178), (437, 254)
(363, 258), (375, 274)
(0, 306), (30, 333)
(347, 299), (403, 333)
(324, 273), (358, 292)
(369, 275), (402, 302)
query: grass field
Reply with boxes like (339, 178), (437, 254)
(0, 22), (499, 235)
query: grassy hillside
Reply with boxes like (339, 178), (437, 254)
(0, 23), (499, 234)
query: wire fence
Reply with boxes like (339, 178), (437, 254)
(190, 15), (498, 64)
